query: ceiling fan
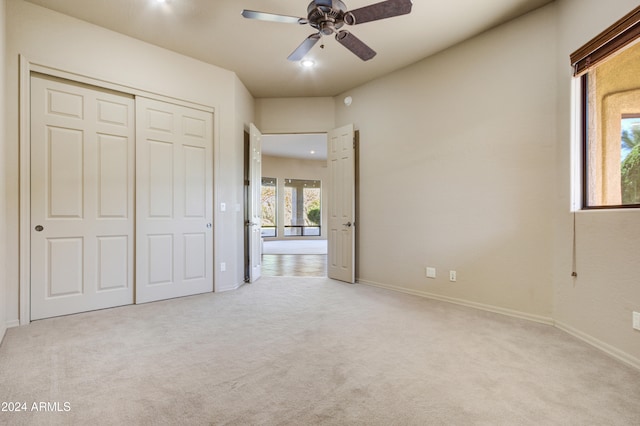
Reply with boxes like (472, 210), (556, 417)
(241, 0), (413, 62)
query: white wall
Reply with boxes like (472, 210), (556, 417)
(4, 0), (254, 323)
(328, 0), (640, 367)
(335, 5), (557, 322)
(256, 0), (640, 369)
(0, 0), (7, 342)
(256, 97), (335, 133)
(553, 0), (640, 367)
(261, 155), (329, 240)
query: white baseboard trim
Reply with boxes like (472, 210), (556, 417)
(357, 279), (554, 325)
(555, 320), (640, 371)
(357, 279), (640, 372)
(215, 282), (245, 293)
(0, 320), (18, 344)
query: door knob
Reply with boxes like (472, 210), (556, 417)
(206, 223), (212, 229)
(342, 222), (352, 227)
(35, 225), (44, 232)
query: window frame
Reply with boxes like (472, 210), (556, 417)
(572, 6), (640, 210)
(283, 178), (322, 237)
(580, 74), (590, 209)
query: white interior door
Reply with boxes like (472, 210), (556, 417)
(136, 97), (214, 303)
(327, 124), (356, 283)
(248, 123), (262, 282)
(30, 74), (135, 320)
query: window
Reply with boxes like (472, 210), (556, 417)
(284, 179), (321, 236)
(571, 6), (640, 208)
(261, 177), (277, 237)
(621, 114), (640, 204)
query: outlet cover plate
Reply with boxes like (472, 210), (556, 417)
(633, 312), (640, 331)
(426, 267), (436, 279)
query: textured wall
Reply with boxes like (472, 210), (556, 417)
(334, 6), (557, 321)
(0, 0), (6, 340)
(255, 97), (335, 134)
(554, 0), (640, 367)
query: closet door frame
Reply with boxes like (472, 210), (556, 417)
(18, 56), (217, 324)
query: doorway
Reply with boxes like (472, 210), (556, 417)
(254, 133), (329, 278)
(244, 125), (357, 283)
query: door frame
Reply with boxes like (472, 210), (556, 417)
(255, 129), (358, 279)
(18, 56), (217, 324)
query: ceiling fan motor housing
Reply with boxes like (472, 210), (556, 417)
(307, 0), (348, 35)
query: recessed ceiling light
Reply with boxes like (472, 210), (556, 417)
(310, 150), (316, 155)
(300, 59), (315, 68)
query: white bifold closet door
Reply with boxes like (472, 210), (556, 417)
(135, 97), (214, 303)
(30, 74), (136, 320)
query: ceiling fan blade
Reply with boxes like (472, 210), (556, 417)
(335, 30), (376, 61)
(288, 33), (322, 61)
(344, 0), (413, 25)
(241, 9), (308, 25)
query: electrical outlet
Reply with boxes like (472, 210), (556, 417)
(449, 270), (457, 282)
(633, 311), (640, 331)
(426, 267), (436, 279)
(220, 262), (226, 272)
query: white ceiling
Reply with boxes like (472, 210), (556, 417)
(261, 134), (328, 160)
(23, 0), (553, 98)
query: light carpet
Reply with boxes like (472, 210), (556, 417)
(1, 276), (639, 425)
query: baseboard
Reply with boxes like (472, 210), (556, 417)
(0, 320), (16, 345)
(555, 320), (640, 371)
(357, 279), (555, 325)
(215, 282), (245, 293)
(357, 279), (640, 372)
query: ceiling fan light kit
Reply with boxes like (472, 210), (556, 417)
(241, 0), (413, 62)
